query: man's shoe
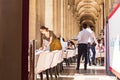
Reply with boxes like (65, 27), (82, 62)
(89, 63), (91, 66)
(92, 62), (96, 65)
(84, 68), (87, 70)
(76, 68), (79, 70)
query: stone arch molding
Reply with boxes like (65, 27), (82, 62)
(76, 0), (101, 24)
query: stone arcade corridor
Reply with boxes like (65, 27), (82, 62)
(0, 0), (120, 80)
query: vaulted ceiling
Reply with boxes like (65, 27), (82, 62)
(76, 0), (103, 26)
(69, 0), (104, 26)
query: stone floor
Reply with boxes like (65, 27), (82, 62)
(37, 63), (117, 80)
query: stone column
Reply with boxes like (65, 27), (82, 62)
(71, 14), (74, 39)
(95, 19), (99, 37)
(29, 0), (36, 40)
(61, 0), (64, 37)
(63, 0), (68, 41)
(109, 0), (112, 10)
(53, 0), (61, 36)
(74, 17), (80, 37)
(68, 10), (71, 40)
(99, 13), (101, 36)
(57, 0), (61, 35)
(73, 18), (75, 36)
(70, 11), (74, 39)
(53, 0), (58, 35)
(105, 0), (109, 16)
(98, 14), (101, 36)
(98, 9), (102, 33)
(36, 0), (45, 48)
(100, 4), (104, 30)
(67, 9), (71, 40)
(45, 0), (53, 30)
(73, 16), (77, 38)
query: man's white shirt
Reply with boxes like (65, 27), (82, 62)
(86, 28), (98, 45)
(77, 29), (92, 44)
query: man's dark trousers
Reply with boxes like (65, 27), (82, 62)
(76, 43), (88, 70)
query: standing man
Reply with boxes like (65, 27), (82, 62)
(87, 25), (98, 65)
(76, 23), (92, 70)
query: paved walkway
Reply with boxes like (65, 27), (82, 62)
(58, 63), (117, 80)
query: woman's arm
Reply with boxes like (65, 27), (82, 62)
(42, 39), (46, 48)
(39, 39), (45, 50)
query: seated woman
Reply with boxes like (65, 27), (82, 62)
(40, 26), (62, 51)
(67, 40), (75, 49)
(96, 39), (105, 65)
